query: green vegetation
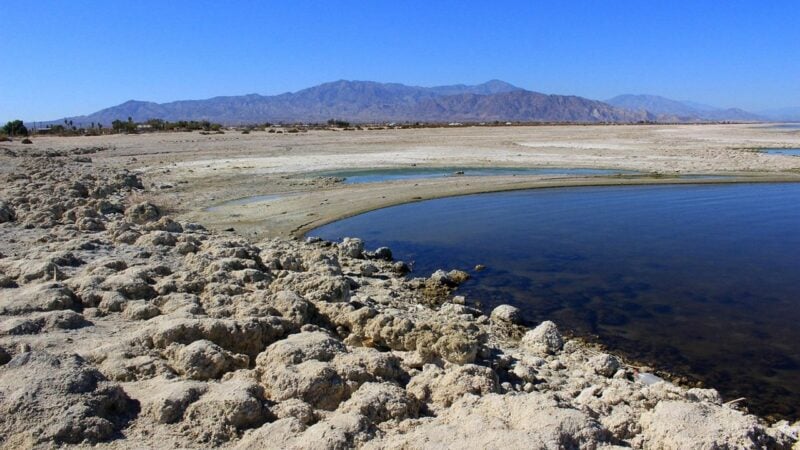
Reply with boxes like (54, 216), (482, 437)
(327, 119), (350, 128)
(2, 120), (28, 137)
(111, 117), (138, 134)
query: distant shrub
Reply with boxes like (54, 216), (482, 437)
(21, 138), (33, 144)
(267, 129), (276, 133)
(2, 120), (28, 137)
(287, 128), (299, 133)
(327, 119), (350, 128)
(241, 129), (250, 134)
(0, 135), (10, 142)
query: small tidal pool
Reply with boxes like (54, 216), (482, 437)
(310, 183), (800, 419)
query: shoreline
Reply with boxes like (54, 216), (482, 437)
(0, 152), (797, 448)
(1, 125), (800, 447)
(186, 172), (800, 239)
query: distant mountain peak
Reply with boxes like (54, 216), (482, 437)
(607, 94), (762, 122)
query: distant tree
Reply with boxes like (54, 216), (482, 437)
(2, 120), (28, 137)
(327, 119), (350, 128)
(112, 119), (136, 133)
(146, 119), (165, 130)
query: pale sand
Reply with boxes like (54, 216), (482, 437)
(13, 123), (800, 237)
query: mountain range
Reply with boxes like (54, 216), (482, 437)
(605, 94), (764, 122)
(49, 80), (789, 126)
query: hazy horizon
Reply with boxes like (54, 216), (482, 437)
(2, 1), (799, 122)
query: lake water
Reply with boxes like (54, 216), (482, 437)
(763, 148), (800, 157)
(768, 124), (800, 130)
(319, 167), (640, 184)
(311, 183), (800, 419)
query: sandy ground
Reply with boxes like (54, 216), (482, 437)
(2, 125), (800, 448)
(8, 123), (800, 238)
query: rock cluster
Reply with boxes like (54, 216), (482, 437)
(0, 152), (797, 448)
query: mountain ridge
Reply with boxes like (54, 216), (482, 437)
(606, 94), (763, 122)
(48, 81), (764, 125)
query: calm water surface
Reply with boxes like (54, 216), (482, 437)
(311, 183), (800, 418)
(768, 123), (800, 130)
(319, 167), (639, 184)
(763, 148), (800, 157)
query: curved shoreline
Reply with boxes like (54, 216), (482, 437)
(2, 127), (800, 446)
(186, 172), (800, 239)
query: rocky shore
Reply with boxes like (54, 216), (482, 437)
(0, 150), (798, 449)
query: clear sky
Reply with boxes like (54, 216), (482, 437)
(2, 0), (799, 122)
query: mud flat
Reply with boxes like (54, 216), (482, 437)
(0, 126), (798, 448)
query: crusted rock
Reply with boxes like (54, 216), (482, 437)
(235, 417), (308, 450)
(339, 381), (419, 423)
(639, 400), (779, 449)
(587, 353), (621, 378)
(0, 310), (90, 335)
(490, 304), (522, 325)
(122, 300), (161, 320)
(165, 339), (249, 380)
(260, 359), (348, 410)
(182, 379), (268, 444)
(126, 202), (161, 224)
(266, 290), (314, 326)
(407, 364), (499, 408)
(270, 398), (317, 425)
(253, 332), (351, 409)
(149, 316), (287, 358)
(339, 237), (365, 258)
(367, 392), (604, 449)
(0, 282), (77, 314)
(257, 331), (347, 366)
(140, 378), (208, 424)
(0, 352), (136, 445)
(520, 320), (563, 355)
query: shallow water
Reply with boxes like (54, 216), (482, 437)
(311, 183), (800, 418)
(319, 167), (640, 184)
(768, 123), (800, 130)
(763, 148), (800, 156)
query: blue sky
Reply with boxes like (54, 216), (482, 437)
(2, 0), (798, 122)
